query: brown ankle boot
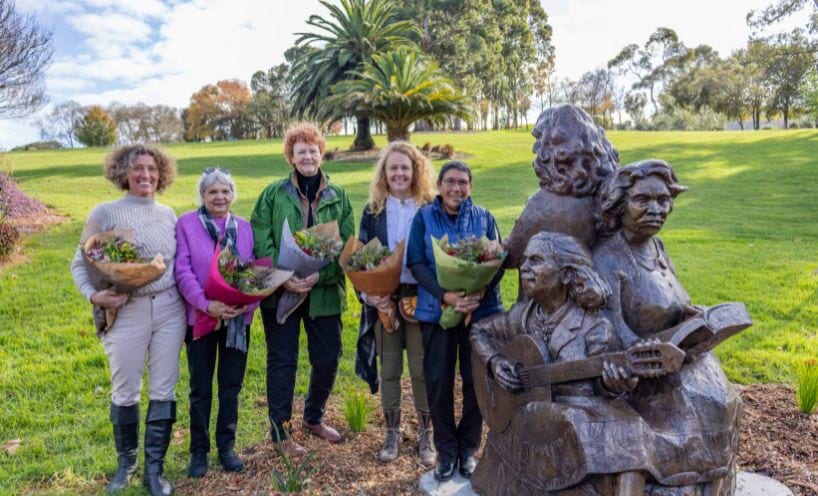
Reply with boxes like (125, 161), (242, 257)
(417, 410), (436, 467)
(379, 410), (401, 463)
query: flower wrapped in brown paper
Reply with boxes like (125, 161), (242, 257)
(340, 237), (405, 332)
(81, 228), (167, 333)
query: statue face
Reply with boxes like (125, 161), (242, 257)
(520, 241), (563, 302)
(621, 175), (672, 241)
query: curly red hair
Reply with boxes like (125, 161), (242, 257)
(283, 122), (326, 166)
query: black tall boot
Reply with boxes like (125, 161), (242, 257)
(107, 403), (139, 493)
(143, 400), (176, 496)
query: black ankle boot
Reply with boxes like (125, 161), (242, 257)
(143, 400), (176, 496)
(107, 403), (139, 493)
(218, 449), (245, 472)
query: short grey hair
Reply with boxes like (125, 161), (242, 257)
(196, 167), (237, 206)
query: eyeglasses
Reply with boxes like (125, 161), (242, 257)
(203, 167), (230, 175)
(442, 178), (470, 188)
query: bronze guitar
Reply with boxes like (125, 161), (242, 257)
(473, 302), (752, 433)
(473, 336), (685, 433)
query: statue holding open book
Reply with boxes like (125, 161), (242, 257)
(469, 114), (751, 496)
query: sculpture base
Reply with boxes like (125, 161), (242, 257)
(419, 471), (793, 496)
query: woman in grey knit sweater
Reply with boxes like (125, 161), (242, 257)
(70, 145), (185, 496)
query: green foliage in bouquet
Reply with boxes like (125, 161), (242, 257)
(294, 226), (343, 259)
(439, 235), (506, 264)
(218, 250), (273, 294)
(85, 236), (145, 263)
(346, 243), (391, 272)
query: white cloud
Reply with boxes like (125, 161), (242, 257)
(83, 0), (170, 18)
(47, 78), (92, 91)
(67, 12), (153, 48)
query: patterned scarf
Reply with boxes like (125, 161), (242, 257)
(197, 206), (247, 352)
(198, 205), (238, 255)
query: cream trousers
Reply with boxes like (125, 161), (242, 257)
(101, 288), (186, 406)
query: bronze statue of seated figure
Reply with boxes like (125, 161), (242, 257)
(471, 161), (751, 496)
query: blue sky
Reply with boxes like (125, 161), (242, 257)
(0, 0), (812, 148)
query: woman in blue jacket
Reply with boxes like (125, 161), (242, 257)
(406, 160), (504, 482)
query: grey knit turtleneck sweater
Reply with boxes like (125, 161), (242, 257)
(71, 193), (178, 300)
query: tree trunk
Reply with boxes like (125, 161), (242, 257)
(387, 125), (410, 142)
(352, 115), (374, 151)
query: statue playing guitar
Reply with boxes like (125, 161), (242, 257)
(470, 231), (751, 496)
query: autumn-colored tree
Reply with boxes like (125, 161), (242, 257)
(183, 79), (252, 141)
(74, 105), (116, 147)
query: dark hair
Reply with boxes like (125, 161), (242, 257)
(531, 105), (619, 197)
(437, 160), (472, 184)
(527, 231), (611, 310)
(596, 159), (688, 237)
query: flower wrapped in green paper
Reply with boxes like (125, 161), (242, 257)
(432, 234), (506, 329)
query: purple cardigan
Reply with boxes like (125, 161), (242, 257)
(175, 211), (258, 326)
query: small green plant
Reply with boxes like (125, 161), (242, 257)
(271, 449), (319, 493)
(796, 358), (818, 414)
(270, 422), (321, 493)
(342, 388), (372, 433)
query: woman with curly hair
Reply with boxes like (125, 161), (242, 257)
(251, 122), (354, 456)
(70, 145), (185, 496)
(354, 141), (437, 466)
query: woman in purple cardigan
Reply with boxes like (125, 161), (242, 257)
(175, 167), (257, 478)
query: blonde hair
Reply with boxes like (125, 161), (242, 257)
(367, 141), (436, 215)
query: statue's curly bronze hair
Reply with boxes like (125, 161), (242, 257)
(531, 105), (619, 197)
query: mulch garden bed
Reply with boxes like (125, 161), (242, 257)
(736, 384), (817, 494)
(179, 382), (816, 496)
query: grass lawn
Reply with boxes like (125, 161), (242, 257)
(1, 128), (817, 494)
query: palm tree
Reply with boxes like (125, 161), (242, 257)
(290, 0), (419, 151)
(326, 49), (471, 142)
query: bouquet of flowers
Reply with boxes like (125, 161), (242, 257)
(275, 218), (343, 323)
(193, 246), (292, 344)
(340, 237), (405, 331)
(81, 228), (167, 333)
(432, 234), (506, 329)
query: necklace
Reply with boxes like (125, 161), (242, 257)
(628, 238), (668, 272)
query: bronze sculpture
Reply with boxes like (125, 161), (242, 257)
(469, 112), (751, 496)
(503, 105), (619, 269)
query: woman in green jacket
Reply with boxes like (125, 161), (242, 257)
(251, 122), (354, 456)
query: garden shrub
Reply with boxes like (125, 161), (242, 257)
(0, 221), (20, 260)
(441, 143), (455, 158)
(10, 141), (64, 152)
(0, 173), (47, 219)
(651, 106), (726, 131)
